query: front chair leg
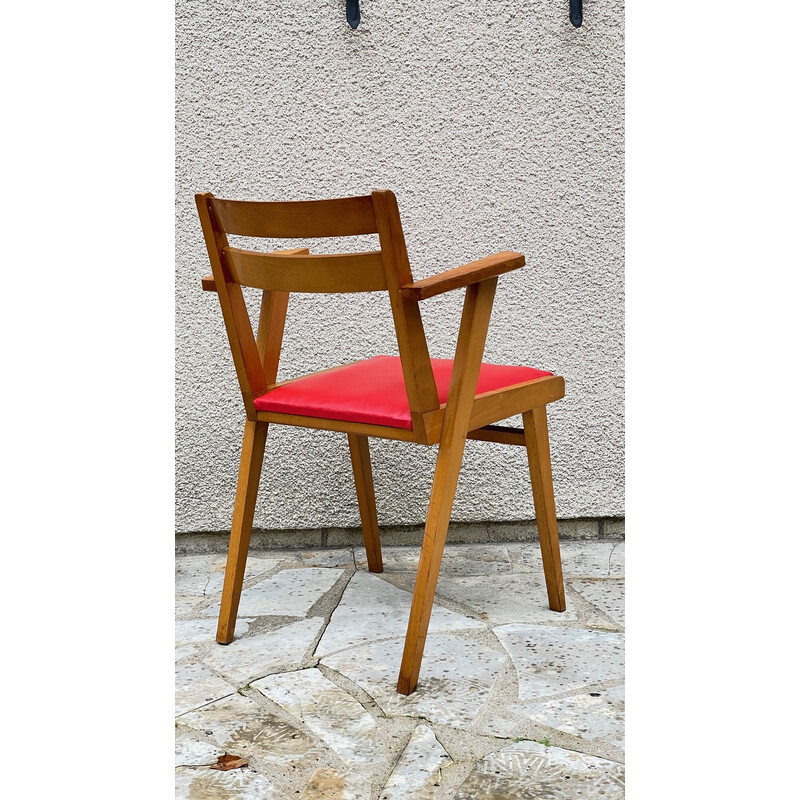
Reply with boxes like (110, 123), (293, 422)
(523, 407), (566, 612)
(347, 434), (383, 573)
(216, 419), (269, 644)
(397, 277), (498, 695)
(397, 432), (470, 695)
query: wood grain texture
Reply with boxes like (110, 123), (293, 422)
(467, 375), (565, 431)
(224, 248), (387, 293)
(372, 189), (440, 428)
(523, 407), (566, 612)
(397, 277), (498, 695)
(210, 194), (378, 238)
(196, 193), (267, 418)
(400, 251), (525, 301)
(216, 420), (269, 643)
(348, 434), (383, 573)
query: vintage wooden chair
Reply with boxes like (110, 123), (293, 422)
(195, 190), (566, 695)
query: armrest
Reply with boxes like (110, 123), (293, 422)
(399, 251), (525, 301)
(201, 247), (310, 292)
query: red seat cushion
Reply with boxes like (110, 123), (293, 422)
(253, 356), (551, 430)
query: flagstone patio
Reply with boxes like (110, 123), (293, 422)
(175, 540), (625, 799)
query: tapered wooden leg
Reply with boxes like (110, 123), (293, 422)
(523, 407), (566, 612)
(216, 419), (269, 644)
(397, 278), (498, 695)
(348, 434), (383, 573)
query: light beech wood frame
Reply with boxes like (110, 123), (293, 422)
(195, 190), (567, 695)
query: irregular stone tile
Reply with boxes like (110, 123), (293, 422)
(453, 740), (624, 799)
(514, 541), (624, 578)
(571, 579), (625, 627)
(296, 549), (356, 568)
(315, 572), (484, 657)
(176, 617), (251, 646)
(435, 573), (578, 625)
(526, 684), (625, 750)
(175, 766), (280, 800)
(175, 728), (224, 766)
(379, 724), (451, 800)
(176, 554), (280, 596)
(253, 668), (383, 770)
(202, 618), (326, 686)
(300, 767), (368, 800)
(322, 634), (507, 729)
(176, 595), (203, 616)
(176, 643), (201, 662)
(494, 624), (624, 700)
(214, 568), (344, 618)
(175, 663), (235, 715)
(356, 545), (511, 576)
(178, 693), (322, 767)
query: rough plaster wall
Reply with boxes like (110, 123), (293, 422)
(175, 0), (624, 532)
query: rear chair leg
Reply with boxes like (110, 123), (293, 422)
(523, 407), (566, 612)
(216, 419), (269, 644)
(347, 434), (383, 573)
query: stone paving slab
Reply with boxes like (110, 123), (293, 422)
(315, 571), (484, 657)
(177, 554), (280, 597)
(176, 617), (251, 646)
(322, 634), (507, 729)
(453, 740), (624, 799)
(175, 662), (235, 715)
(299, 767), (367, 800)
(356, 544), (512, 576)
(175, 728), (225, 767)
(175, 766), (280, 800)
(494, 624), (625, 700)
(435, 572), (579, 625)
(202, 617), (326, 686)
(253, 668), (384, 772)
(221, 567), (344, 618)
(525, 684), (625, 750)
(177, 692), (326, 788)
(571, 578), (625, 627)
(378, 724), (451, 800)
(511, 541), (625, 578)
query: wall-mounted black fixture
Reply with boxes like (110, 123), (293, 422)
(570, 0), (582, 28)
(347, 0), (361, 29)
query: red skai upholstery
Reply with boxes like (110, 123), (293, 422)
(253, 356), (552, 430)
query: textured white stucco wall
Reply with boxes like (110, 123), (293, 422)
(175, 0), (624, 533)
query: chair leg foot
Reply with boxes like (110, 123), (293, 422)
(523, 407), (566, 612)
(348, 434), (383, 573)
(216, 420), (269, 644)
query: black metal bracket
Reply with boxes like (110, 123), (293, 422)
(347, 0), (361, 29)
(570, 0), (582, 28)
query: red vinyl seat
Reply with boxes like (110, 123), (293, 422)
(254, 355), (552, 429)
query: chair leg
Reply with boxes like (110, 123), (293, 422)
(216, 419), (269, 644)
(522, 407), (566, 612)
(397, 278), (498, 695)
(347, 434), (383, 573)
(397, 433), (470, 695)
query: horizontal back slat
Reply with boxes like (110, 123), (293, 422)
(211, 195), (378, 238)
(224, 248), (388, 293)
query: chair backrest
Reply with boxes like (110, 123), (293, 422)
(195, 190), (440, 429)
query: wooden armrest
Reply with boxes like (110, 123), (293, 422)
(201, 247), (310, 292)
(399, 251), (525, 301)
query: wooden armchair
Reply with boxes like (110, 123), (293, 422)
(195, 190), (566, 695)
